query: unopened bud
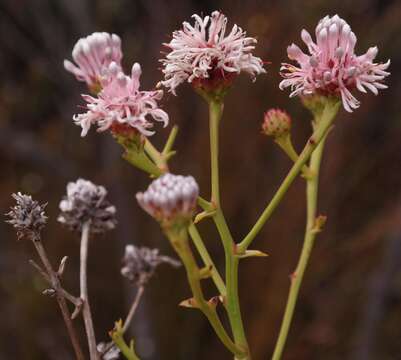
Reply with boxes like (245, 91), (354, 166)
(136, 173), (199, 226)
(262, 109), (291, 138)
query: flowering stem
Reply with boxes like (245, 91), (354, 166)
(238, 100), (340, 253)
(188, 222), (226, 296)
(271, 115), (329, 360)
(80, 221), (99, 360)
(208, 99), (250, 358)
(32, 240), (85, 360)
(166, 226), (245, 358)
(209, 100), (222, 206)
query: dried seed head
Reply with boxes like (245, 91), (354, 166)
(136, 173), (199, 225)
(5, 192), (47, 241)
(58, 179), (116, 234)
(121, 244), (180, 286)
(262, 109), (292, 138)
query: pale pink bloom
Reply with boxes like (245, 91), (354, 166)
(73, 62), (169, 137)
(64, 32), (123, 88)
(160, 11), (266, 94)
(279, 15), (390, 112)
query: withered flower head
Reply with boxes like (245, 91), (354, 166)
(58, 178), (116, 234)
(5, 192), (47, 241)
(121, 244), (180, 286)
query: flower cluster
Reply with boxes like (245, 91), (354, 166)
(136, 173), (199, 224)
(64, 32), (123, 90)
(58, 179), (116, 233)
(73, 62), (169, 137)
(121, 244), (180, 286)
(160, 11), (266, 94)
(6, 193), (48, 241)
(64, 32), (169, 137)
(279, 15), (390, 112)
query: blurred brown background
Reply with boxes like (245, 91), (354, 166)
(1, 0), (401, 359)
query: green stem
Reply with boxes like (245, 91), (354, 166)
(144, 139), (168, 172)
(209, 100), (222, 206)
(213, 210), (249, 358)
(238, 100), (340, 253)
(166, 227), (245, 358)
(275, 135), (314, 179)
(271, 124), (327, 360)
(208, 99), (250, 358)
(197, 196), (214, 210)
(162, 125), (179, 156)
(188, 222), (226, 296)
(123, 149), (163, 177)
(110, 321), (140, 360)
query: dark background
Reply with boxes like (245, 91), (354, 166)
(1, 0), (401, 359)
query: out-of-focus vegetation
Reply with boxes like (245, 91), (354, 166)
(1, 0), (401, 359)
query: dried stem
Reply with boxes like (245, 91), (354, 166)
(29, 259), (83, 315)
(31, 239), (85, 360)
(80, 221), (99, 360)
(122, 286), (145, 334)
(102, 285), (145, 356)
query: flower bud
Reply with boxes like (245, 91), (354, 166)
(262, 109), (291, 138)
(136, 173), (199, 226)
(5, 193), (48, 241)
(58, 179), (117, 234)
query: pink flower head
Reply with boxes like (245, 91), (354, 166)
(73, 62), (169, 137)
(160, 11), (266, 95)
(279, 15), (390, 112)
(64, 32), (123, 89)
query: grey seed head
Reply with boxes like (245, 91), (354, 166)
(5, 192), (48, 241)
(121, 244), (180, 286)
(58, 178), (117, 234)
